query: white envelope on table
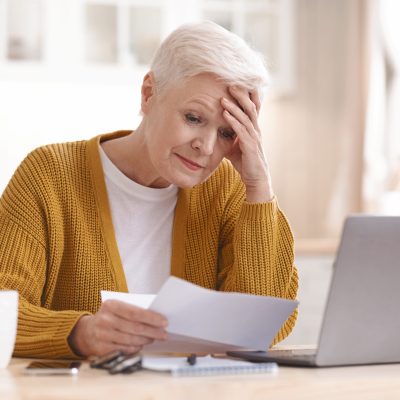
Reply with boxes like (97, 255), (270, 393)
(101, 276), (298, 353)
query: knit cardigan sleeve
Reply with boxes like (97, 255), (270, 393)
(215, 163), (298, 344)
(0, 149), (88, 359)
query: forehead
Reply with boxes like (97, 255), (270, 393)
(164, 73), (234, 106)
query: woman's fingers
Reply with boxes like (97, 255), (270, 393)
(88, 340), (143, 357)
(221, 98), (255, 137)
(249, 89), (261, 114)
(228, 86), (260, 130)
(222, 109), (250, 144)
(68, 301), (169, 357)
(118, 319), (168, 341)
(99, 301), (168, 341)
(95, 323), (155, 347)
(102, 300), (168, 329)
(218, 84), (273, 203)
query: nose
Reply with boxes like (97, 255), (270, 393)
(191, 131), (217, 155)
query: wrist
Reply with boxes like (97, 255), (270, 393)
(68, 315), (91, 357)
(245, 182), (274, 203)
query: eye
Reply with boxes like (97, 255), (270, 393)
(185, 113), (202, 124)
(219, 128), (236, 140)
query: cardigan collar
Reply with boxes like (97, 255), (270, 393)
(86, 131), (189, 293)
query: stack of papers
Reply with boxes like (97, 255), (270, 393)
(102, 276), (298, 353)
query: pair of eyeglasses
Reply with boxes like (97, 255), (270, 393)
(90, 351), (142, 374)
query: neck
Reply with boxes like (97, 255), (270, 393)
(101, 124), (170, 188)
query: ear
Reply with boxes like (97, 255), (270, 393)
(141, 72), (156, 114)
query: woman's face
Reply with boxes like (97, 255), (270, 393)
(141, 73), (238, 188)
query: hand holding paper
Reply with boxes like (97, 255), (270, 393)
(69, 296), (167, 357)
(102, 277), (298, 353)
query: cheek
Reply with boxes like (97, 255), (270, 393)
(216, 139), (234, 156)
(207, 148), (227, 170)
(169, 126), (196, 153)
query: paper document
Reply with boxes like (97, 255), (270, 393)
(101, 291), (155, 309)
(101, 276), (298, 353)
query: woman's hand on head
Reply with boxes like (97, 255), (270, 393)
(68, 300), (168, 357)
(221, 86), (274, 203)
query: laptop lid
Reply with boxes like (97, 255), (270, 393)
(315, 216), (400, 366)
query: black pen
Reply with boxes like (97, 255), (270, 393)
(187, 353), (197, 366)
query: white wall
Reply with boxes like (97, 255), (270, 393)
(1, 78), (142, 193)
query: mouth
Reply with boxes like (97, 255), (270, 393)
(175, 154), (204, 171)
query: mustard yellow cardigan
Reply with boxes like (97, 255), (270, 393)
(0, 131), (298, 359)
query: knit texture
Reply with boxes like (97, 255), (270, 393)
(0, 131), (298, 359)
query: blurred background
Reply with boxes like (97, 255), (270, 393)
(1, 0), (399, 345)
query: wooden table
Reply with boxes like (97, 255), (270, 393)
(1, 354), (400, 400)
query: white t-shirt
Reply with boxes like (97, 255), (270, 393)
(99, 145), (178, 293)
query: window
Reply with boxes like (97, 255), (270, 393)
(2, 0), (43, 61)
(0, 0), (296, 93)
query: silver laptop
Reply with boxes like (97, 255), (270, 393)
(228, 216), (400, 367)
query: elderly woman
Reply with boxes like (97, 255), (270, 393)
(0, 22), (298, 359)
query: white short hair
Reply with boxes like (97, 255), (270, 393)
(150, 21), (269, 96)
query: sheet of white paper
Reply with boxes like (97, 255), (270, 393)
(101, 291), (156, 309)
(101, 277), (298, 352)
(144, 332), (248, 353)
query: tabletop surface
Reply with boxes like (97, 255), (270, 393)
(1, 348), (400, 400)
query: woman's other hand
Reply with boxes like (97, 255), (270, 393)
(221, 86), (274, 203)
(68, 300), (168, 357)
